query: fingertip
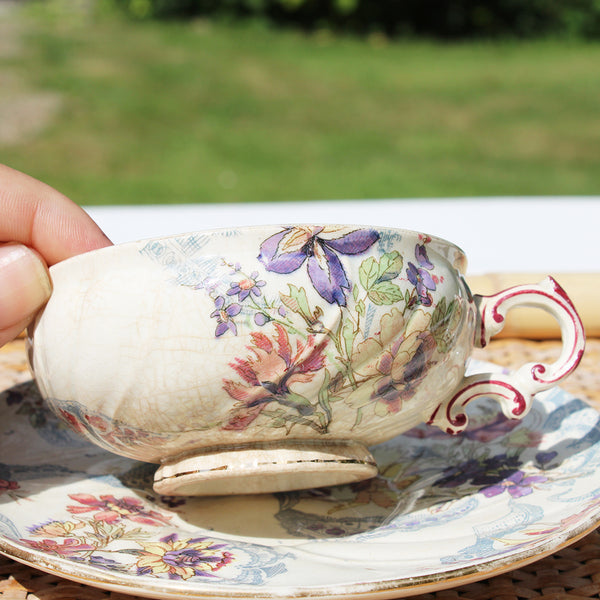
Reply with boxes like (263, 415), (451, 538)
(0, 243), (51, 343)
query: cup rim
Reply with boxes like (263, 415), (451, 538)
(52, 223), (468, 273)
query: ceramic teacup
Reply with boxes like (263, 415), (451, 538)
(28, 225), (585, 496)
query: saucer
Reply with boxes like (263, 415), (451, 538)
(0, 360), (599, 599)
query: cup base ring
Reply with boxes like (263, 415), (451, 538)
(153, 439), (378, 496)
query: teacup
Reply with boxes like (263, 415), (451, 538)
(28, 225), (585, 496)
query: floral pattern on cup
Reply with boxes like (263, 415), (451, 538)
(142, 227), (464, 436)
(53, 400), (173, 455)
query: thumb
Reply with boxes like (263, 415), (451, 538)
(0, 243), (52, 346)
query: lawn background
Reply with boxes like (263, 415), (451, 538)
(1, 1), (599, 205)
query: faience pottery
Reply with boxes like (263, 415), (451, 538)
(28, 225), (585, 495)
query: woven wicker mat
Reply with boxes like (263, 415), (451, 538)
(0, 338), (599, 600)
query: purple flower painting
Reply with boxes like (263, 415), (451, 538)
(226, 272), (266, 301)
(137, 533), (233, 580)
(407, 243), (436, 306)
(481, 471), (547, 499)
(211, 296), (242, 337)
(258, 226), (379, 305)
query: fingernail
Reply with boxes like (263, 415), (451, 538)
(0, 244), (52, 330)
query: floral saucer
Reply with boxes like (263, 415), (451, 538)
(0, 360), (599, 599)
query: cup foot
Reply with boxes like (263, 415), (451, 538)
(153, 440), (378, 496)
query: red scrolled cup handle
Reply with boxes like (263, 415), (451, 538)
(428, 277), (585, 435)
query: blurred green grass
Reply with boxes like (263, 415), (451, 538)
(1, 5), (599, 204)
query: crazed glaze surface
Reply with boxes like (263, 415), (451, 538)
(30, 226), (473, 460)
(28, 225), (584, 494)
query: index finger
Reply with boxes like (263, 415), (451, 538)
(0, 164), (112, 266)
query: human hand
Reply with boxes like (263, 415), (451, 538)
(0, 164), (112, 346)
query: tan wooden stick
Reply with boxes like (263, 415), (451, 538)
(466, 273), (600, 339)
